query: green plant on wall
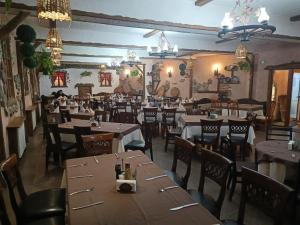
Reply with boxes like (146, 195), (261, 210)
(5, 0), (12, 11)
(34, 49), (55, 75)
(80, 71), (92, 77)
(130, 69), (139, 77)
(237, 60), (251, 72)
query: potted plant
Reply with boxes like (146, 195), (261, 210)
(237, 60), (251, 72)
(34, 49), (55, 75)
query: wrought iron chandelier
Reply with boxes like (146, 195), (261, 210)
(121, 50), (141, 67)
(45, 22), (63, 51)
(37, 0), (72, 21)
(147, 32), (178, 59)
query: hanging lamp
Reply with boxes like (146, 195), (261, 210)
(45, 21), (63, 51)
(37, 0), (72, 21)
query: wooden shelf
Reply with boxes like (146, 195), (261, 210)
(7, 117), (24, 128)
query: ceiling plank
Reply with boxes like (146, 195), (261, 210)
(143, 29), (160, 38)
(195, 0), (213, 7)
(0, 11), (30, 40)
(290, 15), (300, 22)
(61, 53), (123, 58)
(0, 2), (219, 35)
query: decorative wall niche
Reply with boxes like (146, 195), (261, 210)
(99, 72), (112, 87)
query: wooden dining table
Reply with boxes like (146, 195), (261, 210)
(65, 151), (221, 225)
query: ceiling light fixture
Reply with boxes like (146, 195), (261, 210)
(37, 0), (72, 21)
(45, 21), (63, 51)
(147, 32), (178, 59)
(121, 50), (141, 67)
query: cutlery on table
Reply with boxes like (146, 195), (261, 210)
(145, 174), (167, 181)
(159, 185), (179, 192)
(138, 162), (153, 166)
(127, 155), (143, 159)
(169, 203), (199, 211)
(68, 162), (87, 168)
(69, 174), (93, 179)
(72, 201), (104, 210)
(94, 156), (99, 164)
(69, 187), (95, 196)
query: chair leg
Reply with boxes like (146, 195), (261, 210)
(165, 136), (169, 152)
(149, 147), (153, 161)
(229, 172), (237, 201)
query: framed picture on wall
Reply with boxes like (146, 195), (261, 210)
(99, 72), (112, 87)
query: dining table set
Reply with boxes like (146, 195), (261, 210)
(65, 151), (221, 225)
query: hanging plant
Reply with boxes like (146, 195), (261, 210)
(34, 49), (54, 75)
(130, 69), (139, 77)
(80, 71), (92, 77)
(20, 43), (35, 57)
(5, 0), (12, 12)
(16, 24), (36, 43)
(23, 57), (37, 69)
(237, 61), (251, 72)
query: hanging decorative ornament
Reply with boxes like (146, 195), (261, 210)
(37, 0), (72, 22)
(51, 49), (62, 66)
(235, 43), (247, 59)
(45, 21), (63, 51)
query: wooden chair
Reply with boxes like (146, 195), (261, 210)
(115, 101), (128, 113)
(81, 133), (114, 156)
(164, 137), (195, 189)
(187, 149), (232, 219)
(143, 107), (159, 136)
(130, 101), (142, 124)
(222, 167), (293, 225)
(227, 100), (239, 117)
(74, 126), (92, 157)
(59, 109), (71, 123)
(118, 112), (135, 124)
(195, 119), (223, 151)
(94, 110), (107, 122)
(0, 154), (66, 224)
(125, 122), (154, 160)
(163, 108), (182, 152)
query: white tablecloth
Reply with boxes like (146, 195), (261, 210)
(61, 128), (144, 153)
(180, 125), (255, 145)
(137, 111), (186, 124)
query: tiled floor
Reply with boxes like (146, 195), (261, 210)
(19, 124), (299, 225)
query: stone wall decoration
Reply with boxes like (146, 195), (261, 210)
(14, 74), (21, 96)
(99, 72), (112, 87)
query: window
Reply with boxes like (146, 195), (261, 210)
(99, 72), (112, 87)
(52, 70), (67, 87)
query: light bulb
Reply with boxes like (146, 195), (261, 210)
(147, 46), (152, 52)
(157, 47), (161, 53)
(173, 44), (178, 53)
(221, 12), (233, 29)
(163, 42), (168, 51)
(258, 7), (270, 25)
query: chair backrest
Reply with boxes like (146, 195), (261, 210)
(171, 137), (195, 189)
(143, 122), (153, 150)
(228, 120), (251, 142)
(162, 108), (177, 127)
(246, 112), (257, 126)
(118, 112), (135, 124)
(143, 107), (158, 123)
(48, 123), (62, 146)
(0, 187), (13, 225)
(116, 102), (127, 112)
(94, 110), (107, 122)
(74, 126), (92, 156)
(200, 119), (223, 137)
(60, 109), (71, 123)
(237, 167), (293, 225)
(0, 154), (27, 218)
(198, 149), (232, 218)
(227, 100), (239, 117)
(81, 133), (114, 156)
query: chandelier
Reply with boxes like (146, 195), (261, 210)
(147, 32), (178, 59)
(121, 50), (141, 67)
(37, 0), (72, 21)
(235, 43), (247, 59)
(45, 22), (63, 51)
(218, 0), (276, 42)
(51, 49), (62, 66)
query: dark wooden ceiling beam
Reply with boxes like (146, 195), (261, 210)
(290, 15), (300, 22)
(0, 11), (30, 40)
(61, 53), (123, 58)
(0, 2), (218, 35)
(195, 0), (213, 6)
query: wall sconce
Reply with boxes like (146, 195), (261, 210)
(212, 64), (221, 76)
(167, 67), (173, 78)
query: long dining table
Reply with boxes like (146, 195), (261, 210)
(58, 119), (144, 153)
(65, 151), (221, 225)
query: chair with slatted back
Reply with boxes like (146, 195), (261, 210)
(195, 119), (223, 151)
(162, 108), (182, 151)
(74, 126), (92, 157)
(143, 107), (159, 136)
(227, 100), (239, 117)
(164, 137), (195, 189)
(0, 154), (66, 224)
(125, 122), (154, 160)
(188, 149), (232, 219)
(94, 110), (107, 122)
(130, 101), (142, 124)
(81, 133), (114, 156)
(116, 101), (128, 113)
(118, 112), (135, 124)
(222, 167), (293, 225)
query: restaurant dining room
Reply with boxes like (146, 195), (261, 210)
(0, 0), (300, 225)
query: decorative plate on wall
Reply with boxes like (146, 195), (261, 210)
(170, 87), (180, 97)
(157, 86), (165, 97)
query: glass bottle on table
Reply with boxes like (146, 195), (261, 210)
(124, 163), (132, 180)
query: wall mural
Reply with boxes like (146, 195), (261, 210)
(192, 78), (214, 93)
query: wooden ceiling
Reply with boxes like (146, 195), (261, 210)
(195, 0), (213, 7)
